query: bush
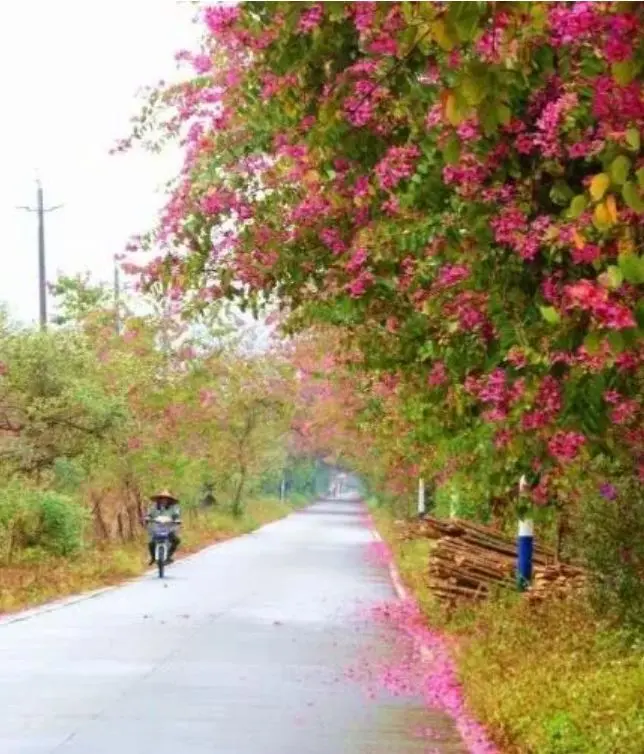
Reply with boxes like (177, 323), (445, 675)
(578, 476), (644, 632)
(34, 491), (86, 557)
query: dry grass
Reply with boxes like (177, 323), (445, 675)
(0, 497), (299, 616)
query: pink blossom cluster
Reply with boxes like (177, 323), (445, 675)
(604, 390), (640, 426)
(345, 247), (368, 274)
(475, 11), (510, 62)
(467, 368), (525, 423)
(547, 3), (600, 45)
(548, 430), (586, 463)
(564, 280), (636, 330)
(350, 1), (377, 34)
(261, 72), (298, 101)
(603, 11), (640, 62)
(297, 3), (323, 33)
(435, 264), (470, 289)
(443, 292), (494, 341)
(343, 80), (389, 128)
(372, 372), (400, 398)
(291, 193), (332, 225)
(203, 5), (240, 38)
(319, 227), (348, 255)
(521, 376), (562, 431)
(442, 154), (490, 199)
(374, 145), (420, 190)
(427, 361), (448, 388)
(346, 269), (374, 298)
(592, 75), (644, 131)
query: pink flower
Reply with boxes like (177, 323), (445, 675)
(346, 269), (374, 298)
(345, 247), (368, 273)
(571, 243), (600, 265)
(548, 431), (586, 463)
(368, 34), (398, 57)
(436, 264), (469, 288)
(610, 398), (639, 425)
(319, 228), (347, 255)
(604, 13), (639, 62)
(203, 6), (240, 36)
(522, 376), (561, 430)
(374, 145), (420, 190)
(428, 361), (447, 388)
(298, 3), (324, 33)
(351, 2), (377, 33)
(425, 103), (443, 128)
(494, 429), (512, 449)
(456, 119), (480, 141)
(382, 194), (400, 215)
(564, 280), (636, 330)
(548, 2), (603, 47)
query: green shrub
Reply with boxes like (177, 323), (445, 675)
(33, 491), (87, 557)
(578, 476), (644, 632)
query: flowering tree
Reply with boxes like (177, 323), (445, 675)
(125, 2), (644, 518)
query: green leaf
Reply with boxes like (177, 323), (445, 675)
(445, 92), (468, 126)
(606, 265), (624, 289)
(460, 74), (486, 106)
(618, 253), (644, 284)
(550, 180), (573, 206)
(431, 19), (457, 51)
(443, 136), (461, 165)
(622, 181), (644, 213)
(609, 155), (631, 185)
(448, 2), (482, 42)
(496, 103), (511, 126)
(568, 195), (588, 219)
(539, 306), (561, 325)
(607, 331), (625, 353)
(625, 128), (641, 152)
(637, 167), (644, 190)
(583, 332), (601, 354)
(612, 59), (637, 85)
(590, 173), (610, 201)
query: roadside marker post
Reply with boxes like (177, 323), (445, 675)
(517, 475), (534, 591)
(417, 477), (426, 517)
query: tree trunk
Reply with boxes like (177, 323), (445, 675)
(91, 493), (110, 541)
(232, 467), (247, 518)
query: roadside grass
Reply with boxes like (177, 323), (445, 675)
(0, 497), (303, 616)
(371, 507), (644, 754)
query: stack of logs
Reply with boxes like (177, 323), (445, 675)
(395, 517), (587, 604)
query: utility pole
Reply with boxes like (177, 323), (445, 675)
(113, 255), (121, 335)
(17, 180), (63, 331)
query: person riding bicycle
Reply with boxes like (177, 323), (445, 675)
(145, 490), (181, 565)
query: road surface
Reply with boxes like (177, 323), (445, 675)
(0, 498), (465, 753)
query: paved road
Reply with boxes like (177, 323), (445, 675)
(0, 498), (465, 754)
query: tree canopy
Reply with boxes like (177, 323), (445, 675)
(123, 1), (643, 513)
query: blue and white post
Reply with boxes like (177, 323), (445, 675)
(517, 475), (534, 591)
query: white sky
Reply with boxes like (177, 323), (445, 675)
(0, 1), (199, 325)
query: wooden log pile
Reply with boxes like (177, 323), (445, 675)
(393, 516), (586, 604)
(529, 562), (587, 602)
